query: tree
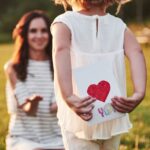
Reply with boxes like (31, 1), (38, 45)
(135, 0), (143, 22)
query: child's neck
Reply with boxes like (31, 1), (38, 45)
(73, 6), (107, 16)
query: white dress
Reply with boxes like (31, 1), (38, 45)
(6, 60), (64, 150)
(51, 11), (132, 140)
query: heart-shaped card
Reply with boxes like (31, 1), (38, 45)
(87, 80), (110, 102)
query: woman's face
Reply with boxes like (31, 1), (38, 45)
(27, 17), (49, 52)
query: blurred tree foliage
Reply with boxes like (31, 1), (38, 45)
(0, 0), (64, 33)
(0, 0), (149, 34)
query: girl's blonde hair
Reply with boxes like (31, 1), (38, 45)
(54, 0), (131, 13)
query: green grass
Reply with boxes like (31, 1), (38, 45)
(0, 33), (12, 43)
(0, 43), (150, 150)
(0, 43), (14, 150)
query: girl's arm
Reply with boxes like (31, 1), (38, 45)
(111, 28), (147, 113)
(4, 62), (43, 116)
(51, 23), (95, 121)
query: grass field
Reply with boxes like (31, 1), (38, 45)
(0, 43), (150, 150)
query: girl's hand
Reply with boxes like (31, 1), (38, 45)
(21, 95), (43, 116)
(66, 95), (96, 121)
(50, 102), (58, 113)
(111, 92), (144, 113)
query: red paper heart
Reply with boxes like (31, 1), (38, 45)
(87, 80), (110, 102)
(87, 84), (97, 97)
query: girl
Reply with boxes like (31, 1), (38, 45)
(51, 0), (146, 150)
(5, 10), (64, 150)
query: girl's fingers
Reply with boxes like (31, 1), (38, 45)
(111, 99), (132, 113)
(120, 97), (139, 106)
(80, 98), (96, 108)
(111, 102), (126, 113)
(80, 113), (93, 121)
(67, 95), (95, 120)
(113, 96), (136, 107)
(113, 97), (134, 107)
(76, 104), (94, 114)
(81, 96), (94, 101)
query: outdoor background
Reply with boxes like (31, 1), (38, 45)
(0, 0), (150, 150)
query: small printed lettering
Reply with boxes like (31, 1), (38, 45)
(97, 103), (116, 117)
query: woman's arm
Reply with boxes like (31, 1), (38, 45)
(111, 28), (147, 113)
(4, 62), (43, 116)
(51, 23), (95, 120)
(4, 61), (17, 89)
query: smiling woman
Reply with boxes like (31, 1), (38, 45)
(11, 10), (53, 81)
(4, 10), (64, 150)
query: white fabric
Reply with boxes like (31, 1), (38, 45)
(51, 11), (132, 139)
(6, 136), (44, 150)
(6, 60), (64, 150)
(61, 128), (121, 150)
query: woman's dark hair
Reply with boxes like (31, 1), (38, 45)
(12, 10), (53, 81)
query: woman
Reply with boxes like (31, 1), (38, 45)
(5, 10), (64, 150)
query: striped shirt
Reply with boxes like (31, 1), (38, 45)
(6, 59), (64, 149)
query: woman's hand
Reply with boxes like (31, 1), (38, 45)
(21, 95), (43, 116)
(66, 95), (96, 121)
(50, 102), (58, 113)
(111, 92), (145, 113)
